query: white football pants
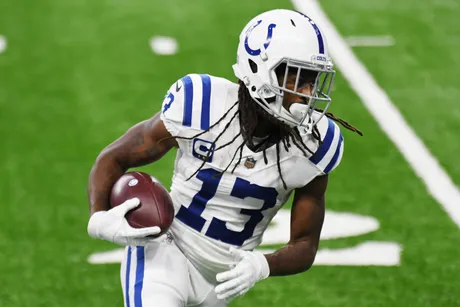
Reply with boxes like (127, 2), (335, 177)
(120, 234), (227, 307)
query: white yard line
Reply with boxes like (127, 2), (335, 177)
(0, 35), (7, 53)
(150, 36), (178, 55)
(291, 0), (460, 228)
(345, 35), (395, 47)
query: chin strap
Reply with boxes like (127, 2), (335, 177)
(290, 103), (314, 134)
(278, 102), (314, 134)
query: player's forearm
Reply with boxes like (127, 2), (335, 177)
(88, 153), (126, 215)
(87, 117), (176, 216)
(264, 240), (316, 276)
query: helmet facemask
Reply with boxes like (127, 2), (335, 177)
(252, 57), (335, 134)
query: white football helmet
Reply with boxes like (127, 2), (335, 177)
(233, 9), (335, 134)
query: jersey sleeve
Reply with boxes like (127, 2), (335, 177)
(308, 117), (344, 174)
(160, 74), (213, 138)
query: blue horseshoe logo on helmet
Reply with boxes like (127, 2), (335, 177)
(244, 20), (277, 56)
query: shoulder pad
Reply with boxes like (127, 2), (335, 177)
(160, 74), (234, 137)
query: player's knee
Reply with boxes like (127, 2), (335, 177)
(142, 291), (185, 307)
(139, 283), (186, 307)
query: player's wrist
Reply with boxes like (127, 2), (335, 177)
(254, 251), (270, 280)
(87, 210), (107, 239)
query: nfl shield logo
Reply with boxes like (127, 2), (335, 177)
(244, 157), (256, 169)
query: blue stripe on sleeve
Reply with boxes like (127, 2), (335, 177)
(200, 74), (211, 130)
(125, 247), (132, 307)
(324, 134), (343, 173)
(182, 76), (193, 127)
(134, 246), (145, 307)
(310, 118), (335, 165)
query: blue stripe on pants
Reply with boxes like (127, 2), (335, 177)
(134, 246), (145, 307)
(125, 246), (132, 307)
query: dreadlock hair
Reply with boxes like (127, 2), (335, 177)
(160, 80), (362, 190)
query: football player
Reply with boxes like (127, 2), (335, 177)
(87, 9), (362, 307)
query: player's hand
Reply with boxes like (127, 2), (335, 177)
(215, 247), (270, 301)
(87, 198), (161, 246)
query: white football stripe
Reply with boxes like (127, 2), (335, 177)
(291, 0), (460, 228)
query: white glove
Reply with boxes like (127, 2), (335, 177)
(215, 247), (270, 301)
(87, 198), (161, 246)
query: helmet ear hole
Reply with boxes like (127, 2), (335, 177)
(248, 59), (258, 74)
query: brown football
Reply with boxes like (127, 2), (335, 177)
(110, 172), (175, 236)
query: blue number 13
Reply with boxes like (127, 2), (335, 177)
(175, 168), (278, 246)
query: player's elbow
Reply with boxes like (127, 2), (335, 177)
(92, 149), (126, 175)
(289, 256), (314, 275)
(287, 240), (317, 273)
(297, 254), (314, 273)
(305, 248), (319, 272)
(301, 258), (314, 272)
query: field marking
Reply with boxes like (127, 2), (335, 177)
(314, 241), (401, 266)
(88, 209), (400, 266)
(150, 36), (178, 55)
(345, 35), (395, 47)
(0, 35), (6, 53)
(263, 209), (379, 245)
(89, 241), (401, 266)
(291, 0), (460, 228)
(262, 242), (401, 266)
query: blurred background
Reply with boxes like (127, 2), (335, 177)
(1, 0), (459, 306)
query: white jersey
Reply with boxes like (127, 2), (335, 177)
(160, 74), (344, 282)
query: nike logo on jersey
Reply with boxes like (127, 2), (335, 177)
(175, 81), (182, 92)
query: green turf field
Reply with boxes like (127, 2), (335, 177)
(1, 0), (460, 306)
